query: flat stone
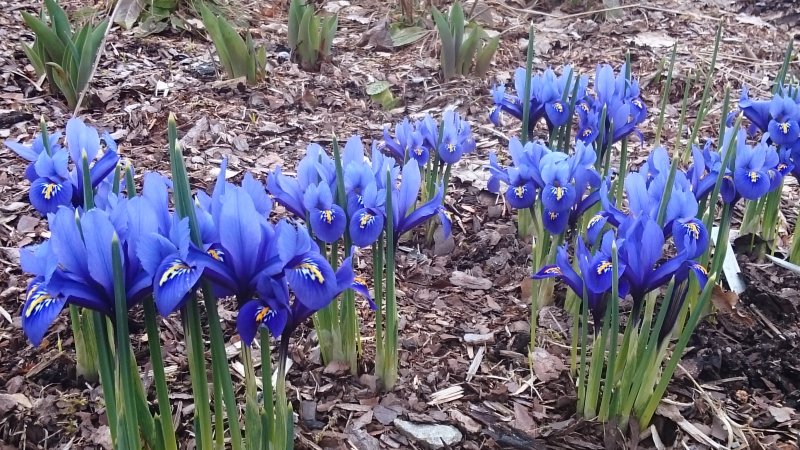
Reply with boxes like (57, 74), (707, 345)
(393, 419), (463, 449)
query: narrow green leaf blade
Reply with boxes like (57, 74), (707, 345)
(288, 0), (304, 50)
(21, 12), (66, 64)
(319, 15), (337, 57)
(199, 3), (234, 78)
(431, 7), (455, 80)
(389, 25), (427, 48)
(474, 35), (499, 76)
(218, 18), (251, 78)
(458, 26), (479, 75)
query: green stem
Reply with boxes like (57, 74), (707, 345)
(143, 297), (178, 450)
(521, 25), (535, 144)
(261, 330), (274, 450)
(111, 236), (141, 450)
(92, 312), (118, 446)
(380, 170), (398, 391)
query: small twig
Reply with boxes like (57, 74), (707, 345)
(749, 304), (786, 340)
(72, 0), (122, 117)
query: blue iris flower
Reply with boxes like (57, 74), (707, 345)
(436, 110), (476, 165)
(577, 63), (646, 150)
(5, 118), (119, 215)
(733, 135), (780, 200)
(383, 118), (429, 166)
(534, 232), (628, 327)
(487, 138), (549, 208)
(267, 143), (336, 219)
(489, 66), (585, 137)
(236, 254), (358, 345)
(767, 94), (800, 148)
(391, 160), (451, 241)
(20, 197), (157, 346)
(734, 85), (800, 152)
(304, 182), (347, 243)
(488, 137), (600, 234)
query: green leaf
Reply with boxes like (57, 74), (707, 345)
(199, 3), (234, 77)
(44, 0), (72, 44)
(389, 25), (427, 48)
(458, 26), (479, 75)
(766, 254), (800, 274)
(218, 17), (251, 78)
(319, 15), (337, 57)
(431, 6), (455, 80)
(47, 62), (77, 108)
(297, 7), (317, 69)
(449, 1), (465, 63)
(474, 35), (499, 76)
(21, 12), (66, 65)
(366, 80), (390, 96)
(368, 83), (398, 110)
(77, 21), (107, 93)
(22, 43), (45, 76)
(288, 0), (305, 50)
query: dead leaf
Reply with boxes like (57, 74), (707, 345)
(530, 347), (565, 383)
(512, 402), (536, 434)
(736, 14), (773, 28)
(0, 393), (32, 414)
(115, 0), (144, 29)
(347, 428), (381, 450)
(631, 31), (676, 48)
(323, 360), (351, 376)
(450, 271), (492, 290)
(769, 405), (796, 423)
(450, 409), (481, 433)
(16, 215), (39, 233)
(359, 19), (394, 51)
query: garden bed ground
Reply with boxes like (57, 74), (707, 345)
(0, 0), (799, 448)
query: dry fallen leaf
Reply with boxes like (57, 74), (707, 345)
(450, 271), (493, 290)
(631, 31), (676, 48)
(530, 347), (565, 383)
(768, 405), (796, 423)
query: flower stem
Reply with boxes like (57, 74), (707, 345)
(143, 297), (178, 450)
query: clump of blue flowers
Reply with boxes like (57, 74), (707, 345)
(5, 118), (119, 215)
(489, 66), (587, 137)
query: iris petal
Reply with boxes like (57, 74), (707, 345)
(310, 204), (347, 243)
(672, 218), (708, 259)
(349, 208), (384, 247)
(29, 177), (73, 214)
(21, 279), (67, 346)
(153, 255), (203, 316)
(285, 253), (336, 310)
(768, 119), (800, 147)
(541, 183), (576, 213)
(733, 168), (770, 200)
(585, 213), (608, 246)
(542, 209), (569, 234)
(237, 300), (289, 346)
(504, 181), (537, 210)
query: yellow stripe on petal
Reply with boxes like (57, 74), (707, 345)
(359, 212), (374, 229)
(208, 248), (225, 262)
(25, 287), (54, 318)
(42, 183), (61, 200)
(297, 259), (325, 284)
(596, 261), (613, 275)
(256, 306), (273, 323)
(684, 222), (700, 240)
(159, 260), (192, 286)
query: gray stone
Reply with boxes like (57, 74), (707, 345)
(393, 419), (463, 449)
